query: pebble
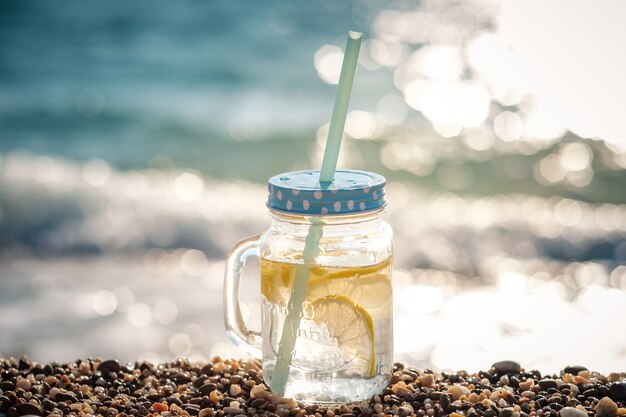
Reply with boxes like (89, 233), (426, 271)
(499, 408), (514, 417)
(44, 376), (57, 386)
(398, 407), (410, 417)
(209, 390), (221, 404)
(55, 393), (77, 402)
(230, 385), (242, 396)
(559, 407), (588, 417)
(493, 361), (522, 375)
(153, 403), (169, 412)
(199, 383), (217, 395)
(15, 379), (31, 391)
(16, 403), (42, 416)
(198, 408), (213, 417)
(98, 359), (121, 374)
(448, 385), (470, 401)
(563, 366), (588, 376)
(564, 383), (580, 396)
(52, 388), (63, 402)
(596, 397), (619, 417)
(519, 380), (534, 391)
(0, 381), (14, 391)
(391, 381), (406, 394)
(539, 380), (559, 391)
(396, 387), (414, 402)
(609, 383), (626, 402)
(0, 357), (624, 417)
(250, 384), (267, 398)
(418, 374), (434, 388)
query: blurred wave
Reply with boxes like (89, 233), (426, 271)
(2, 149), (626, 261)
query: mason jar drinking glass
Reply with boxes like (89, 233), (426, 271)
(224, 169), (393, 404)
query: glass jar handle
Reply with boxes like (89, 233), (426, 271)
(223, 234), (263, 358)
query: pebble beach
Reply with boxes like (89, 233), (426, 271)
(2, 0), (626, 382)
(1, 358), (625, 417)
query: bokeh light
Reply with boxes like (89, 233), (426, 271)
(0, 0), (625, 373)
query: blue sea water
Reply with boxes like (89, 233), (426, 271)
(0, 0), (394, 176)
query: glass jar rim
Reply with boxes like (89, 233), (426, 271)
(268, 207), (386, 225)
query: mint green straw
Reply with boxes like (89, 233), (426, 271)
(320, 31), (363, 185)
(269, 30), (363, 397)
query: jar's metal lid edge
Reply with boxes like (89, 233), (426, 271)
(266, 201), (388, 216)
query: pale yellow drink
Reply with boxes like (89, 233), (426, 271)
(260, 257), (393, 402)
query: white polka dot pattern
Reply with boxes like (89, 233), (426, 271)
(267, 169), (386, 215)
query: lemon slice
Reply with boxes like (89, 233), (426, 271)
(311, 257), (392, 280)
(310, 294), (376, 377)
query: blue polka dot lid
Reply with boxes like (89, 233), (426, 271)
(267, 169), (386, 215)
